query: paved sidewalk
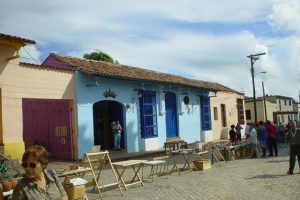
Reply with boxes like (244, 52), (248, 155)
(51, 146), (300, 200)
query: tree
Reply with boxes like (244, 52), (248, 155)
(83, 51), (118, 64)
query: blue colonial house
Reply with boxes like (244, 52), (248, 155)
(42, 54), (234, 158)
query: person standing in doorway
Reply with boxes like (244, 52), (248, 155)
(111, 121), (122, 149)
(287, 121), (300, 175)
(235, 123), (243, 142)
(266, 120), (278, 157)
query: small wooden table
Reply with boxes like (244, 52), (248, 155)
(193, 150), (209, 159)
(58, 167), (93, 178)
(170, 149), (194, 175)
(112, 160), (147, 191)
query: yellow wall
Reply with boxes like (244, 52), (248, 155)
(4, 141), (25, 161)
(210, 92), (245, 140)
(0, 42), (75, 160)
(245, 100), (277, 123)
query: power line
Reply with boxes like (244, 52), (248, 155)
(247, 52), (266, 124)
(21, 46), (40, 64)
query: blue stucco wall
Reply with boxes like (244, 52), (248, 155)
(75, 71), (210, 158)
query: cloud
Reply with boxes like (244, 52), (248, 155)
(1, 0), (299, 100)
(262, 36), (300, 96)
(71, 30), (268, 95)
(269, 0), (300, 34)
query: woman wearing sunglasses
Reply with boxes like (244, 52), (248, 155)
(11, 145), (68, 200)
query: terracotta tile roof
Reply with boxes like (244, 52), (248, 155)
(19, 62), (74, 73)
(49, 53), (241, 93)
(0, 33), (36, 44)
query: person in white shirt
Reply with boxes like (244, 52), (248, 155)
(248, 123), (257, 158)
(245, 123), (251, 141)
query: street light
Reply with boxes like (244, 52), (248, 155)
(262, 81), (267, 121)
(247, 53), (266, 124)
(255, 71), (266, 77)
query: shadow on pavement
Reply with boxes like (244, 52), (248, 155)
(246, 173), (287, 179)
(265, 159), (289, 163)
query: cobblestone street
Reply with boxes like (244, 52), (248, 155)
(51, 146), (300, 200)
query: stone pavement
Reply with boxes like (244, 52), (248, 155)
(50, 146), (300, 200)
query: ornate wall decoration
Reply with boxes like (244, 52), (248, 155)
(103, 88), (117, 98)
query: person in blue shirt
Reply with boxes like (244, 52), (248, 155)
(258, 121), (268, 157)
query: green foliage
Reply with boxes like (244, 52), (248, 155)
(83, 51), (118, 64)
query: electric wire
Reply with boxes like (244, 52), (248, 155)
(20, 46), (40, 64)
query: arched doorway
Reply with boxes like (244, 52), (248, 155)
(165, 92), (178, 138)
(93, 100), (124, 150)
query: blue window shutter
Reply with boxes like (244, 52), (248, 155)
(200, 96), (212, 130)
(139, 91), (158, 138)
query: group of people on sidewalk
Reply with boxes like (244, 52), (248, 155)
(229, 120), (300, 175)
(252, 120), (278, 158)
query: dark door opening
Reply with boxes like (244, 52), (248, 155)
(93, 101), (124, 150)
(221, 104), (227, 127)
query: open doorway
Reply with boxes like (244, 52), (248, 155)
(93, 100), (125, 150)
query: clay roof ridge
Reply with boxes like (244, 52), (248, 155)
(0, 33), (36, 44)
(50, 53), (242, 93)
(50, 53), (191, 78)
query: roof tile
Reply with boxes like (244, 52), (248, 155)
(0, 33), (36, 44)
(49, 53), (241, 93)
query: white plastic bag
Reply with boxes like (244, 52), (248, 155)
(69, 177), (88, 186)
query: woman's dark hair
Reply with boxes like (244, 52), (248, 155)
(22, 145), (49, 167)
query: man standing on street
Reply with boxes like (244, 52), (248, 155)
(287, 121), (300, 175)
(258, 121), (268, 157)
(266, 120), (278, 157)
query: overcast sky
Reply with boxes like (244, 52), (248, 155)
(1, 0), (300, 100)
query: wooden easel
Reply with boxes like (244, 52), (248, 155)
(210, 144), (226, 166)
(81, 151), (123, 199)
(203, 142), (226, 166)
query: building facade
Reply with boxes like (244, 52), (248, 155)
(245, 95), (298, 125)
(0, 33), (76, 160)
(210, 90), (246, 140)
(1, 33), (246, 160)
(43, 54), (241, 158)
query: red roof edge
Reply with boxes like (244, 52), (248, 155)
(41, 54), (76, 71)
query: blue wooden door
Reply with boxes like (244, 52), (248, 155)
(165, 92), (178, 138)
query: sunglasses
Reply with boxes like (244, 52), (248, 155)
(21, 162), (37, 169)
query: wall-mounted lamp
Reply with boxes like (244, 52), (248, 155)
(86, 77), (100, 87)
(183, 96), (190, 105)
(125, 104), (131, 110)
(138, 91), (143, 98)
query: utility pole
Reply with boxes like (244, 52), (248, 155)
(247, 52), (266, 124)
(262, 81), (267, 121)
